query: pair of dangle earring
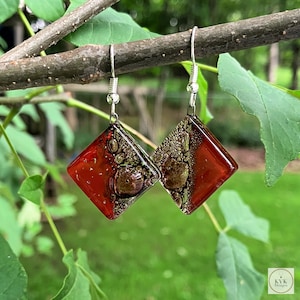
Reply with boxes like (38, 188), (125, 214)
(152, 27), (238, 214)
(67, 27), (238, 219)
(67, 45), (161, 219)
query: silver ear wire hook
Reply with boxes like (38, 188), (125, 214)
(110, 44), (116, 78)
(187, 26), (199, 115)
(107, 44), (120, 123)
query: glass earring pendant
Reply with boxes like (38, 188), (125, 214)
(152, 114), (238, 214)
(67, 44), (160, 220)
(152, 26), (238, 214)
(67, 122), (160, 219)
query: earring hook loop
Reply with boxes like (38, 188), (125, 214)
(107, 44), (120, 123)
(187, 26), (199, 115)
(190, 26), (196, 65)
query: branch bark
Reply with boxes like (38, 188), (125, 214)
(1, 8), (300, 91)
(0, 0), (120, 61)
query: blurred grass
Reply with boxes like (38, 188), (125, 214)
(21, 171), (300, 299)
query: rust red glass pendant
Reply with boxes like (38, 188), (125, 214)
(67, 122), (160, 219)
(67, 44), (160, 219)
(152, 26), (238, 214)
(152, 114), (238, 214)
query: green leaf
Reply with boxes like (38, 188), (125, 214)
(0, 106), (9, 116)
(25, 0), (65, 22)
(21, 244), (34, 257)
(52, 250), (90, 300)
(219, 190), (269, 243)
(20, 105), (40, 122)
(274, 85), (300, 101)
(216, 233), (265, 300)
(0, 106), (26, 130)
(0, 143), (10, 176)
(39, 102), (74, 150)
(22, 222), (42, 241)
(182, 61), (213, 124)
(52, 249), (107, 300)
(0, 234), (27, 299)
(5, 86), (54, 100)
(18, 174), (44, 205)
(0, 182), (14, 203)
(0, 142), (24, 190)
(0, 196), (22, 256)
(5, 125), (46, 166)
(36, 236), (54, 255)
(76, 249), (104, 299)
(5, 88), (35, 98)
(18, 200), (41, 227)
(0, 36), (8, 52)
(46, 163), (65, 187)
(218, 53), (300, 186)
(0, 0), (19, 23)
(65, 2), (158, 46)
(285, 89), (300, 99)
(48, 194), (77, 219)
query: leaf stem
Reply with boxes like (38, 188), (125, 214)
(197, 63), (218, 74)
(18, 8), (35, 37)
(0, 123), (30, 177)
(67, 97), (157, 149)
(77, 264), (108, 299)
(25, 86), (56, 100)
(0, 123), (68, 255)
(17, 8), (46, 56)
(2, 106), (20, 126)
(181, 61), (218, 74)
(223, 225), (231, 233)
(202, 203), (222, 233)
(40, 199), (68, 256)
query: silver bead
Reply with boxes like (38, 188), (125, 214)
(186, 82), (199, 93)
(107, 93), (120, 104)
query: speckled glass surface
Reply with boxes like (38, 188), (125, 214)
(67, 122), (160, 220)
(152, 114), (238, 214)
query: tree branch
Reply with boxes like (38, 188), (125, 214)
(0, 0), (120, 61)
(1, 9), (300, 91)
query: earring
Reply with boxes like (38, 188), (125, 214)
(67, 45), (160, 220)
(152, 27), (238, 214)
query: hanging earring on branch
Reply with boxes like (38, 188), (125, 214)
(152, 27), (238, 214)
(67, 45), (161, 220)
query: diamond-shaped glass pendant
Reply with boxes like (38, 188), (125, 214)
(152, 114), (238, 214)
(67, 122), (161, 220)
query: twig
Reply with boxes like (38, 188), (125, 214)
(0, 0), (120, 61)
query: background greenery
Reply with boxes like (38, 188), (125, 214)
(21, 171), (300, 299)
(1, 0), (300, 299)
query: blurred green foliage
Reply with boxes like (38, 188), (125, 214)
(114, 0), (300, 88)
(115, 0), (300, 33)
(21, 172), (300, 299)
